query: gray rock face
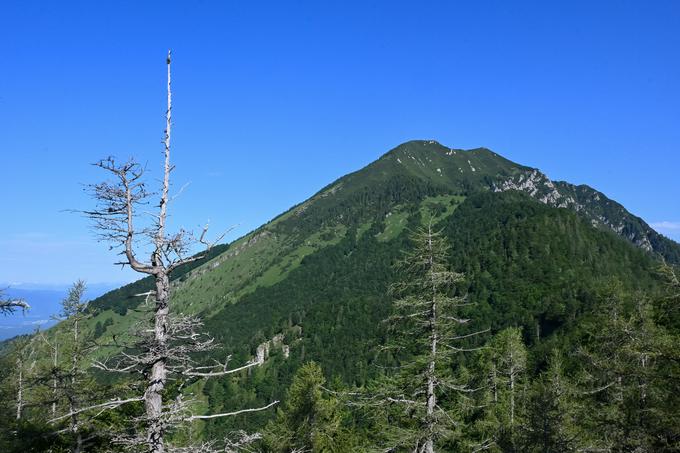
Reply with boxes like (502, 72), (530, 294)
(493, 169), (656, 253)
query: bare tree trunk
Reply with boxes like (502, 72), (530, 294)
(509, 354), (515, 429)
(68, 395), (82, 453)
(72, 318), (78, 377)
(15, 340), (36, 421)
(16, 360), (23, 420)
(71, 318), (81, 453)
(425, 225), (437, 453)
(146, 273), (170, 453)
(425, 337), (436, 453)
(144, 50), (173, 453)
(640, 353), (648, 403)
(52, 340), (58, 417)
(38, 332), (60, 417)
(74, 432), (83, 453)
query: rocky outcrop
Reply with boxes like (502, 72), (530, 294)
(493, 169), (655, 253)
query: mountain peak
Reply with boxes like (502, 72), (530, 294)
(322, 140), (679, 262)
(388, 140), (493, 156)
(386, 139), (450, 155)
(373, 140), (529, 187)
(396, 139), (445, 147)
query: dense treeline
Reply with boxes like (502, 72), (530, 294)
(254, 265), (680, 452)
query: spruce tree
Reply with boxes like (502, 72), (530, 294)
(522, 350), (580, 453)
(578, 289), (680, 452)
(368, 224), (484, 452)
(262, 362), (348, 452)
(469, 327), (528, 452)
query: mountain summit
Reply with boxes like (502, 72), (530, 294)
(378, 140), (674, 257)
(77, 140), (678, 433)
(89, 139), (679, 326)
(277, 139), (675, 260)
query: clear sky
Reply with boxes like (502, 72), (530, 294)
(2, 0), (679, 286)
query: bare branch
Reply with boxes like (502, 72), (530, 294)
(444, 328), (490, 341)
(171, 181), (191, 202)
(182, 356), (263, 378)
(442, 344), (486, 353)
(48, 397), (144, 424)
(184, 400), (279, 421)
(0, 297), (30, 314)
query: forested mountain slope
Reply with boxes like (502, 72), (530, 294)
(85, 139), (679, 324)
(68, 141), (677, 430)
(6, 140), (678, 447)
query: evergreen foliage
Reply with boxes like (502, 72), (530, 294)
(467, 327), (528, 451)
(361, 225), (479, 452)
(521, 351), (581, 453)
(262, 362), (352, 452)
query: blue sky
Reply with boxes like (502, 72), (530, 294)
(1, 0), (679, 285)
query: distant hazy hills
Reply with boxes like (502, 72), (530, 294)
(0, 284), (120, 340)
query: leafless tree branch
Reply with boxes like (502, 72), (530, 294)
(0, 290), (30, 314)
(48, 397), (144, 423)
(184, 400), (279, 421)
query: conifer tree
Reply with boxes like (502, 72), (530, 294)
(578, 289), (680, 452)
(19, 281), (116, 452)
(263, 362), (349, 452)
(522, 351), (580, 453)
(368, 224), (485, 453)
(469, 327), (528, 452)
(50, 281), (100, 452)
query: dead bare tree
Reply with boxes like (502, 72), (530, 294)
(80, 51), (277, 452)
(0, 289), (30, 315)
